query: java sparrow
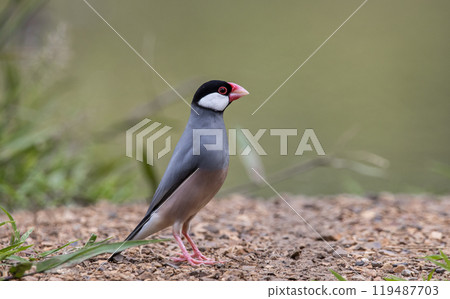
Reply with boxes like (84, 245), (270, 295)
(109, 80), (249, 265)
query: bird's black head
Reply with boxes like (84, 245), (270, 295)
(192, 80), (249, 112)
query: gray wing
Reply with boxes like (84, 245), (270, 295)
(121, 130), (198, 241)
(146, 142), (198, 215)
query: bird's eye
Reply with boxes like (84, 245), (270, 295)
(218, 87), (227, 95)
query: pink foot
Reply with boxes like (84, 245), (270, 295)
(171, 253), (210, 266)
(192, 252), (224, 264)
(171, 230), (225, 266)
(182, 232), (225, 264)
(171, 253), (222, 265)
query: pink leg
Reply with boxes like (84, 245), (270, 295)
(171, 231), (207, 266)
(183, 232), (223, 264)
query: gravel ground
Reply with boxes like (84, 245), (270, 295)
(1, 193), (449, 281)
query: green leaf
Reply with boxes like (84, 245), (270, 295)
(36, 239), (167, 273)
(0, 220), (13, 227)
(0, 206), (20, 244)
(384, 275), (407, 281)
(424, 269), (435, 281)
(0, 242), (24, 254)
(440, 250), (450, 267)
(424, 255), (443, 260)
(7, 255), (29, 263)
(84, 234), (97, 248)
(0, 244), (33, 261)
(20, 228), (34, 243)
(38, 240), (78, 258)
(9, 262), (32, 279)
(93, 237), (113, 246)
(424, 251), (450, 272)
(329, 268), (347, 281)
(428, 261), (450, 272)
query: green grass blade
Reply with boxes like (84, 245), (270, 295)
(0, 220), (13, 227)
(7, 255), (29, 263)
(38, 240), (78, 258)
(0, 244), (33, 261)
(425, 269), (435, 281)
(0, 206), (20, 244)
(84, 234), (97, 248)
(36, 239), (168, 273)
(329, 268), (347, 281)
(19, 228), (34, 243)
(424, 255), (443, 260)
(93, 237), (113, 246)
(8, 262), (32, 279)
(440, 250), (449, 267)
(428, 261), (450, 272)
(0, 242), (24, 254)
(424, 251), (450, 272)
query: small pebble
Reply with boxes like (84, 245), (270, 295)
(371, 261), (383, 268)
(394, 265), (406, 273)
(381, 263), (393, 271)
(364, 242), (381, 250)
(333, 248), (348, 258)
(379, 250), (397, 257)
(401, 269), (413, 277)
(290, 251), (301, 260)
(48, 277), (63, 281)
(355, 260), (365, 266)
(316, 252), (326, 259)
(430, 231), (442, 240)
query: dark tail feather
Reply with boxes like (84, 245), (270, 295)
(108, 214), (151, 262)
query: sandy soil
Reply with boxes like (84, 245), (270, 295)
(1, 193), (449, 281)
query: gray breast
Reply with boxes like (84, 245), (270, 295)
(134, 168), (228, 239)
(159, 167), (228, 222)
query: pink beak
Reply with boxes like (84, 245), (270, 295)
(228, 82), (249, 102)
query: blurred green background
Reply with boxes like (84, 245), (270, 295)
(1, 0), (449, 210)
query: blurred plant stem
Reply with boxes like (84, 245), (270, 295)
(0, 0), (134, 210)
(0, 0), (47, 50)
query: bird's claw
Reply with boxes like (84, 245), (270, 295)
(192, 252), (212, 261)
(171, 253), (222, 265)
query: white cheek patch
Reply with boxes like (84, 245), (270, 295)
(197, 93), (229, 111)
